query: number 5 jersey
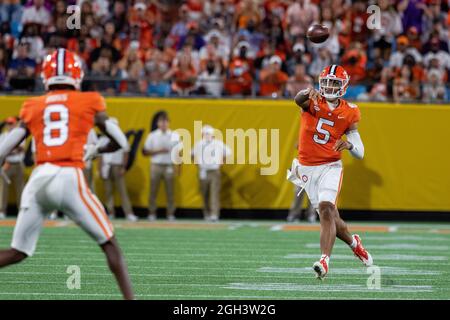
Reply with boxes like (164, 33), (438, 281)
(298, 96), (361, 166)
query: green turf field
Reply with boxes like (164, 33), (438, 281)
(0, 219), (449, 300)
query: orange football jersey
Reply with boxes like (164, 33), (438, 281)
(298, 96), (361, 166)
(20, 90), (106, 168)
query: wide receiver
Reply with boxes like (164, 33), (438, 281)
(0, 49), (134, 299)
(288, 64), (373, 279)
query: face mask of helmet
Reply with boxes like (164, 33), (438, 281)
(319, 77), (347, 100)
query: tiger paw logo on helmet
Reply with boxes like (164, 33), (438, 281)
(41, 49), (84, 90)
(318, 65), (350, 100)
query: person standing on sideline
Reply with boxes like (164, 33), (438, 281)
(191, 125), (231, 222)
(84, 128), (99, 192)
(99, 118), (138, 222)
(0, 117), (25, 219)
(287, 187), (317, 223)
(142, 112), (181, 221)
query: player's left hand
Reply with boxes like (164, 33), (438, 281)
(333, 139), (353, 152)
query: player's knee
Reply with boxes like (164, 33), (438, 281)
(319, 202), (335, 221)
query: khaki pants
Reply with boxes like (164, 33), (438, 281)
(288, 185), (315, 221)
(103, 165), (133, 216)
(0, 162), (25, 214)
(83, 167), (95, 193)
(149, 163), (175, 217)
(200, 169), (221, 219)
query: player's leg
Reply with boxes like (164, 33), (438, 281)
(311, 163), (344, 278)
(335, 210), (353, 245)
(0, 201), (46, 268)
(63, 168), (134, 299)
(100, 237), (134, 300)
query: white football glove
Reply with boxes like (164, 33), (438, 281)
(83, 144), (100, 162)
(286, 158), (305, 196)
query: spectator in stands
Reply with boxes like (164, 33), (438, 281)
(7, 42), (36, 91)
(389, 36), (422, 69)
(201, 31), (230, 68)
(397, 0), (429, 34)
(146, 48), (171, 96)
(0, 1), (23, 37)
(117, 41), (145, 94)
(286, 42), (310, 76)
(196, 56), (224, 97)
(166, 4), (190, 49)
(21, 0), (51, 27)
(309, 47), (332, 79)
(393, 65), (420, 103)
(164, 50), (197, 96)
(20, 24), (44, 63)
(423, 37), (450, 72)
(224, 59), (253, 96)
(259, 55), (288, 97)
(286, 64), (313, 98)
(341, 42), (367, 84)
(371, 0), (403, 62)
(423, 69), (447, 103)
(235, 0), (261, 30)
(285, 0), (319, 40)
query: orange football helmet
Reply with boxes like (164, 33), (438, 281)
(41, 48), (84, 90)
(318, 65), (350, 100)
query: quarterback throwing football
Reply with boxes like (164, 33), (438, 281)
(289, 65), (373, 279)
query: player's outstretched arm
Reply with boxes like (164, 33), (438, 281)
(94, 111), (130, 154)
(0, 122), (29, 163)
(294, 88), (319, 111)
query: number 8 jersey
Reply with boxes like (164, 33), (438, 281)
(298, 96), (361, 166)
(20, 90), (106, 168)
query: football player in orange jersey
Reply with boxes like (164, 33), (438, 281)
(0, 49), (134, 299)
(288, 65), (373, 279)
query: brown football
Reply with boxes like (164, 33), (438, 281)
(306, 24), (330, 43)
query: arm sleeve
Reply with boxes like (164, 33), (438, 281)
(0, 127), (28, 159)
(91, 93), (107, 112)
(19, 101), (32, 125)
(104, 119), (129, 152)
(346, 130), (364, 159)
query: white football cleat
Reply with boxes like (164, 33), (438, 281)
(352, 234), (373, 267)
(0, 212), (5, 219)
(312, 256), (329, 280)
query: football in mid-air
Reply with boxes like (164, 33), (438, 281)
(306, 24), (330, 43)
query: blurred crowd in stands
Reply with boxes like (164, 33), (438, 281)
(0, 0), (449, 102)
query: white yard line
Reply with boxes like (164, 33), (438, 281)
(305, 243), (449, 251)
(284, 253), (448, 261)
(258, 266), (441, 276)
(223, 283), (433, 293)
